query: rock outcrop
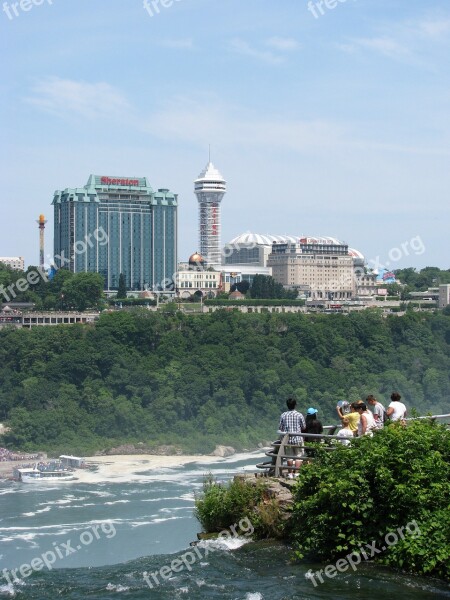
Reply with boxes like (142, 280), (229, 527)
(210, 445), (236, 457)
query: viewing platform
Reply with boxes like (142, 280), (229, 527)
(256, 415), (450, 479)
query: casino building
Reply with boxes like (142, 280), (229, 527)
(53, 175), (178, 293)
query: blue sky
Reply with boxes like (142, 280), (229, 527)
(1, 0), (449, 269)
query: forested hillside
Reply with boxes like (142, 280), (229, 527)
(0, 309), (449, 454)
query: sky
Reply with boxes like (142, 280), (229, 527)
(1, 0), (449, 270)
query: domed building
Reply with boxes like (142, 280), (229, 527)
(223, 233), (376, 301)
(188, 252), (206, 268)
(224, 233), (366, 268)
(176, 253), (222, 300)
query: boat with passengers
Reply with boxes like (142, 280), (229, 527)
(13, 461), (78, 483)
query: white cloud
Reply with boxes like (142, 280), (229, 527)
(266, 37), (299, 51)
(229, 39), (284, 65)
(142, 96), (344, 151)
(417, 18), (450, 39)
(26, 77), (130, 119)
(353, 36), (411, 60)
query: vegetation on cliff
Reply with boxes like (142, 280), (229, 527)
(291, 420), (450, 580)
(194, 421), (450, 581)
(0, 309), (449, 454)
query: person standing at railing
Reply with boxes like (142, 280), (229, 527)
(355, 403), (377, 436)
(336, 402), (360, 435)
(386, 391), (407, 423)
(366, 395), (386, 429)
(278, 398), (306, 479)
(304, 408), (323, 457)
(337, 417), (354, 445)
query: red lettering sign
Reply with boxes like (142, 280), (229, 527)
(100, 177), (140, 186)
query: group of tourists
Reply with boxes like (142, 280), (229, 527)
(0, 448), (40, 462)
(278, 392), (407, 478)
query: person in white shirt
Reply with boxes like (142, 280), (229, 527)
(356, 403), (377, 436)
(337, 418), (354, 446)
(366, 395), (386, 429)
(386, 392), (407, 422)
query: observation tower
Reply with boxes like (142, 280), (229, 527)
(36, 214), (47, 268)
(194, 161), (226, 266)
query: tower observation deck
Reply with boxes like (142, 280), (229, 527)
(194, 162), (226, 266)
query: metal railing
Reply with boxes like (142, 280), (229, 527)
(256, 414), (450, 479)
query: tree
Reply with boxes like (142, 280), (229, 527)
(61, 272), (105, 311)
(117, 273), (127, 299)
(250, 275), (297, 299)
(230, 280), (250, 294)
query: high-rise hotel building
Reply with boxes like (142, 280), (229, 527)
(268, 239), (356, 300)
(53, 175), (178, 292)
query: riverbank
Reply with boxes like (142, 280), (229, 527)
(0, 452), (245, 482)
(76, 454), (216, 484)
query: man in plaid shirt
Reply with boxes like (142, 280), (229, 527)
(279, 398), (306, 478)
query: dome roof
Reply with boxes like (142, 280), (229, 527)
(227, 233), (365, 261)
(228, 233), (297, 246)
(189, 252), (205, 265)
(195, 162), (225, 183)
(348, 248), (365, 260)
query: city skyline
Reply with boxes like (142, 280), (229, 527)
(2, 0), (450, 269)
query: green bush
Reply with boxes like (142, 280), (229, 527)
(290, 420), (450, 580)
(194, 474), (266, 532)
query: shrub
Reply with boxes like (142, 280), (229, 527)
(290, 420), (450, 580)
(194, 474), (266, 532)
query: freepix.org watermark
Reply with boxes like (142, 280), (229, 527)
(368, 235), (425, 273)
(2, 522), (116, 585)
(307, 0), (356, 19)
(2, 0), (53, 21)
(0, 226), (108, 304)
(143, 0), (183, 18)
(143, 517), (254, 589)
(311, 234), (426, 297)
(306, 520), (421, 586)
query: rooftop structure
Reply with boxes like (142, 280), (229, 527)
(224, 233), (364, 268)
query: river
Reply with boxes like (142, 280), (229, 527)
(0, 452), (449, 599)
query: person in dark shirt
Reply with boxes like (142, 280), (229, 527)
(304, 407), (324, 457)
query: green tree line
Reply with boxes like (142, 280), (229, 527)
(0, 263), (104, 311)
(0, 309), (449, 455)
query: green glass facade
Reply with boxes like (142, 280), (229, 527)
(52, 175), (178, 292)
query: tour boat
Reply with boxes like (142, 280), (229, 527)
(13, 464), (78, 483)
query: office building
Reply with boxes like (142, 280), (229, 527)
(53, 175), (177, 293)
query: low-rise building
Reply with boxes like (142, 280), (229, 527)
(176, 253), (221, 299)
(439, 284), (450, 308)
(0, 257), (24, 271)
(355, 272), (378, 297)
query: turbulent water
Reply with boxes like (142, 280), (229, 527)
(0, 453), (449, 599)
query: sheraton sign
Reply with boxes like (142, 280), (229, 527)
(100, 177), (140, 186)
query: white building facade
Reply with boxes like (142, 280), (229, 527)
(0, 257), (25, 271)
(268, 240), (356, 300)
